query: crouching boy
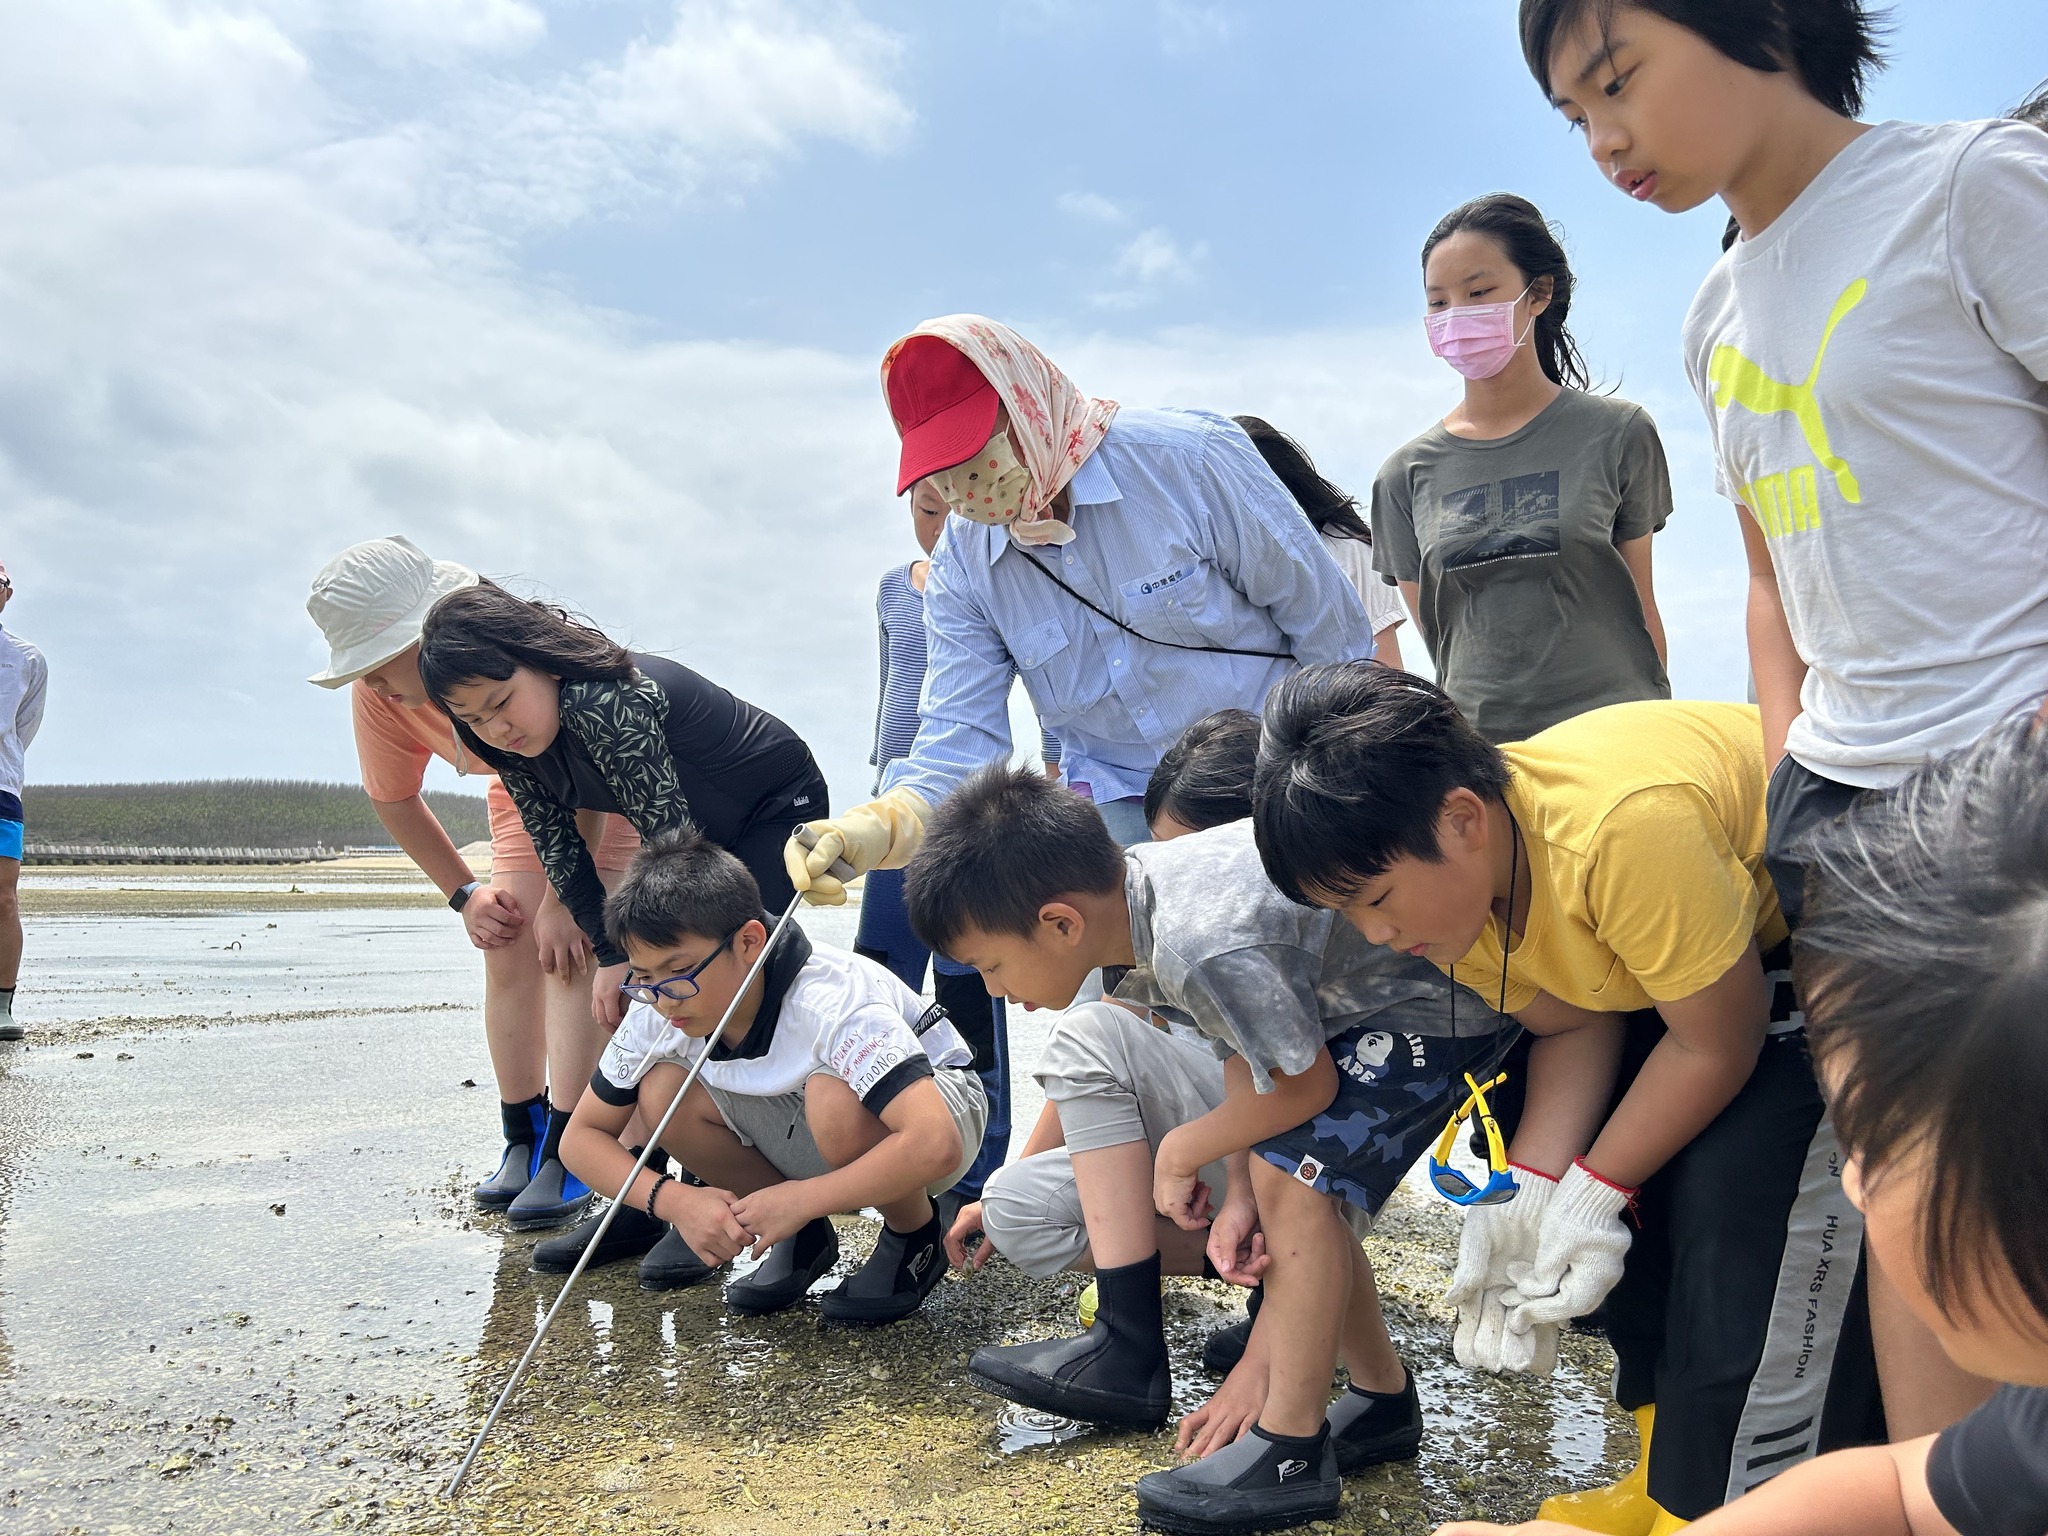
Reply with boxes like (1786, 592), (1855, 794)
(559, 827), (987, 1324)
(1254, 664), (1878, 1527)
(1436, 713), (2048, 1536)
(904, 764), (1516, 1535)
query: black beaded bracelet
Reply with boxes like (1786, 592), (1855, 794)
(644, 1171), (674, 1220)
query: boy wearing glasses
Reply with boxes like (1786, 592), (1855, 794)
(901, 764), (1515, 1535)
(558, 827), (986, 1323)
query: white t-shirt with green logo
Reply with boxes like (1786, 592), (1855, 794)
(1683, 119), (2048, 789)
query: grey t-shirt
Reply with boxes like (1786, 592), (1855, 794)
(1114, 820), (1511, 1092)
(1371, 389), (1673, 744)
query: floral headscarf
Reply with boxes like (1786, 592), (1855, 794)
(881, 315), (1119, 543)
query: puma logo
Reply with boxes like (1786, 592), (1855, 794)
(1276, 1458), (1308, 1481)
(1707, 279), (1868, 518)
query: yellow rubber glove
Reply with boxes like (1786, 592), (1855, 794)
(783, 788), (930, 906)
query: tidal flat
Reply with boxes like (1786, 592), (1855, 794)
(0, 864), (1632, 1535)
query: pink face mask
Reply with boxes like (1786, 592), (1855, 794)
(1424, 285), (1534, 380)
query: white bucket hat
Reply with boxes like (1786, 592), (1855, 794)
(306, 535), (479, 688)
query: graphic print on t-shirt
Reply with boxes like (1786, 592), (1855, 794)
(1434, 470), (1561, 569)
(1709, 279), (1868, 539)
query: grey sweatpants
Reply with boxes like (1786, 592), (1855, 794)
(980, 1001), (1228, 1277)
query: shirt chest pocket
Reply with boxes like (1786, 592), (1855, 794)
(1010, 618), (1111, 725)
(1118, 557), (1223, 647)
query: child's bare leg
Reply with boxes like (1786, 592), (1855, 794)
(805, 1072), (932, 1230)
(649, 1066), (782, 1196)
(478, 925), (547, 1103)
(1336, 1238), (1406, 1393)
(1248, 1157), (1350, 1437)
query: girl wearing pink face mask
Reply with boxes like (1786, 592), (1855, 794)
(1371, 193), (1672, 747)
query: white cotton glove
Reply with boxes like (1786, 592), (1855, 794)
(1448, 1165), (1557, 1374)
(1503, 1160), (1636, 1336)
(782, 788), (929, 906)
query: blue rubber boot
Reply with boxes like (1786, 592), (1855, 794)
(474, 1095), (547, 1210)
(507, 1104), (593, 1231)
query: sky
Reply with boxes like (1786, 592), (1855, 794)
(6, 0), (2045, 811)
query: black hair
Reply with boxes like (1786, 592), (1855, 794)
(1144, 709), (1260, 832)
(2013, 81), (2048, 133)
(604, 825), (766, 956)
(1421, 194), (1592, 392)
(903, 763), (1125, 955)
(1231, 417), (1371, 544)
(1252, 662), (1510, 907)
(1519, 0), (1887, 116)
(1793, 714), (2048, 1339)
(418, 579), (635, 706)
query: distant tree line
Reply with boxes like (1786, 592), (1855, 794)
(21, 780), (490, 850)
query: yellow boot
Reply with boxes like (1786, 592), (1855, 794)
(1537, 1405), (1661, 1535)
(1077, 1280), (1098, 1328)
(1644, 1509), (1689, 1534)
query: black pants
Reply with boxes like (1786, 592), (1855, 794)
(729, 768), (831, 913)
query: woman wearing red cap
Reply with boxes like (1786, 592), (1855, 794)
(786, 314), (1378, 895)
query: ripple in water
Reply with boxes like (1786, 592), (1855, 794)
(993, 1404), (1094, 1455)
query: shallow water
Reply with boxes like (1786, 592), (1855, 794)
(0, 891), (1627, 1535)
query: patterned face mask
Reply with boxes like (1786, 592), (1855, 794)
(928, 429), (1075, 546)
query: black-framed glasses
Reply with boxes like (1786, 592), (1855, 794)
(618, 931), (736, 1006)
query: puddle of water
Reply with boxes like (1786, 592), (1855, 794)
(994, 1404), (1096, 1454)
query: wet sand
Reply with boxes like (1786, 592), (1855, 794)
(0, 865), (1633, 1534)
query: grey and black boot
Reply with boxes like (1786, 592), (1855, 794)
(639, 1224), (720, 1290)
(0, 987), (21, 1042)
(474, 1094), (546, 1209)
(530, 1149), (671, 1273)
(1326, 1368), (1423, 1474)
(819, 1210), (946, 1324)
(726, 1218), (839, 1315)
(1201, 1282), (1263, 1374)
(967, 1253), (1170, 1429)
(1135, 1423), (1340, 1535)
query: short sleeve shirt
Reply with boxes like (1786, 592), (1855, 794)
(351, 682), (488, 802)
(1115, 819), (1512, 1093)
(1319, 534), (1410, 642)
(1683, 121), (2048, 789)
(1449, 701), (1787, 1015)
(1371, 389), (1672, 743)
(1927, 1384), (2048, 1536)
(595, 938), (972, 1115)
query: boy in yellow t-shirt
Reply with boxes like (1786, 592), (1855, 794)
(1251, 663), (1878, 1527)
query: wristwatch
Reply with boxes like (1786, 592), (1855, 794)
(449, 881), (483, 913)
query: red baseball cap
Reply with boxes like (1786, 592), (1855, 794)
(886, 334), (1000, 494)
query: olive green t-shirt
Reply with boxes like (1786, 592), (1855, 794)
(1371, 389), (1672, 744)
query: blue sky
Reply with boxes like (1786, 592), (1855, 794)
(5, 1), (2044, 810)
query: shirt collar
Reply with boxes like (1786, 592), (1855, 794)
(983, 444), (1120, 567)
(710, 918), (814, 1061)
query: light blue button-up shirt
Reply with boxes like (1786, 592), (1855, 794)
(882, 407), (1376, 807)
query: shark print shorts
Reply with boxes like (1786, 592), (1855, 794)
(1254, 1021), (1520, 1218)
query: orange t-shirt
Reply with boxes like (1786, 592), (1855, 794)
(351, 682), (488, 802)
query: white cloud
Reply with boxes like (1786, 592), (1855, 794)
(1056, 190), (1126, 224)
(1157, 0), (1232, 54)
(1115, 226), (1202, 284)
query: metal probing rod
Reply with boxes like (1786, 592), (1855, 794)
(444, 830), (852, 1500)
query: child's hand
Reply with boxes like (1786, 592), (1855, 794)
(1206, 1198), (1268, 1287)
(1153, 1129), (1214, 1230)
(730, 1182), (818, 1258)
(1176, 1345), (1267, 1462)
(591, 963), (629, 1031)
(662, 1184), (750, 1265)
(944, 1199), (997, 1272)
(532, 898), (591, 978)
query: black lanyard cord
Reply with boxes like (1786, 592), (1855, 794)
(1019, 551), (1296, 662)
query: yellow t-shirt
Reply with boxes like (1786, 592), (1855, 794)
(1450, 701), (1788, 1015)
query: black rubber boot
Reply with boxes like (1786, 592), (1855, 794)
(1201, 1282), (1264, 1375)
(474, 1095), (547, 1210)
(1136, 1423), (1340, 1535)
(0, 987), (21, 1042)
(1326, 1368), (1423, 1475)
(639, 1224), (720, 1290)
(726, 1218), (839, 1316)
(529, 1149), (670, 1272)
(506, 1105), (592, 1230)
(820, 1210), (947, 1324)
(967, 1253), (1171, 1429)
